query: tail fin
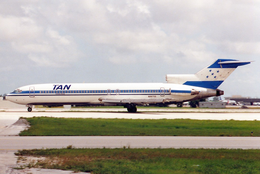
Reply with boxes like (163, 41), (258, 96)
(166, 59), (251, 89)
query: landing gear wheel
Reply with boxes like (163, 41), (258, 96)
(27, 107), (32, 112)
(177, 103), (183, 107)
(127, 105), (137, 113)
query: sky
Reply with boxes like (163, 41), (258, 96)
(1, 0), (260, 98)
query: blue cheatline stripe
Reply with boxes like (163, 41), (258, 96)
(171, 90), (190, 93)
(183, 81), (223, 89)
(10, 89), (192, 95)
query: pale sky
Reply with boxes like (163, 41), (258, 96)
(1, 0), (260, 98)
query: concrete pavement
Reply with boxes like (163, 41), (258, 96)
(1, 100), (260, 173)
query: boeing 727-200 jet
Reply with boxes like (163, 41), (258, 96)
(4, 59), (251, 112)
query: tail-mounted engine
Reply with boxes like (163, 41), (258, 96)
(216, 89), (224, 96)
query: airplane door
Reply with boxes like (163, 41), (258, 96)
(160, 87), (165, 97)
(29, 86), (35, 98)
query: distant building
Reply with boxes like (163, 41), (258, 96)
(225, 97), (260, 105)
(199, 102), (226, 108)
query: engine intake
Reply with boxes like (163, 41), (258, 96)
(191, 89), (200, 95)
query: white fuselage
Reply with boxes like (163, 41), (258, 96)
(5, 83), (217, 106)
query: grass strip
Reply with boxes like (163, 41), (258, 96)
(15, 148), (260, 173)
(20, 117), (260, 136)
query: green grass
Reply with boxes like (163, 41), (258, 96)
(15, 148), (260, 173)
(20, 117), (260, 136)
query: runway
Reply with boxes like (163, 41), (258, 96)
(0, 110), (260, 150)
(1, 109), (260, 121)
(1, 100), (260, 173)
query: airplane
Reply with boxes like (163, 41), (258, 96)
(4, 59), (251, 112)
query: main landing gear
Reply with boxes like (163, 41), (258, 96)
(27, 105), (33, 112)
(176, 102), (183, 107)
(126, 104), (137, 113)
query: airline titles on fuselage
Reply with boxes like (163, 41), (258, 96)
(53, 85), (71, 90)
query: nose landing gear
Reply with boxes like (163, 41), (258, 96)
(27, 105), (33, 112)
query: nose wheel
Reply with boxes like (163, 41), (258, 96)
(27, 106), (32, 112)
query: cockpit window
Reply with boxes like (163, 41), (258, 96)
(12, 89), (22, 93)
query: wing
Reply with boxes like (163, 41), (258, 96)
(99, 97), (164, 105)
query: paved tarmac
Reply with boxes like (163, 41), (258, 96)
(1, 136), (260, 150)
(1, 100), (260, 173)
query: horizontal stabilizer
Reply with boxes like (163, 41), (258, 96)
(166, 74), (199, 84)
(209, 59), (252, 68)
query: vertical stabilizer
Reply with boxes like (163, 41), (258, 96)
(184, 59), (251, 89)
(166, 59), (251, 89)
